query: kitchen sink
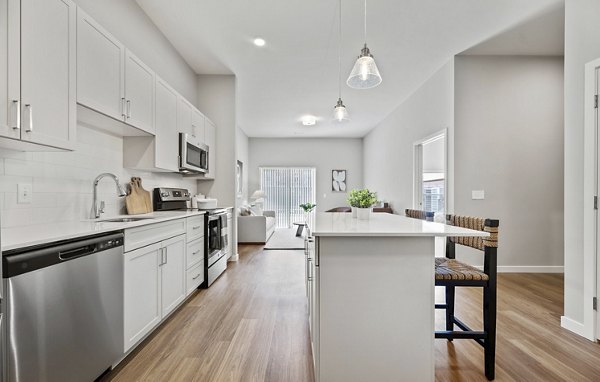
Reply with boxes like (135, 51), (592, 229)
(97, 217), (154, 223)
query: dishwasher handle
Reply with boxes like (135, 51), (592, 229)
(3, 232), (124, 278)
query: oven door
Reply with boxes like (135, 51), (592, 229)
(207, 215), (224, 266)
(179, 133), (208, 173)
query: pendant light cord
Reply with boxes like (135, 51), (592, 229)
(338, 0), (342, 99)
(364, 0), (367, 44)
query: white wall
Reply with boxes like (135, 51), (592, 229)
(74, 0), (197, 102)
(563, 0), (600, 334)
(0, 126), (197, 227)
(454, 55), (564, 270)
(236, 127), (249, 205)
(196, 75), (237, 207)
(248, 138), (363, 212)
(363, 59), (455, 213)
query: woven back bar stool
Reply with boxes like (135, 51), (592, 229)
(404, 208), (434, 221)
(436, 214), (499, 380)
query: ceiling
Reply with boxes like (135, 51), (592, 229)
(461, 4), (564, 56)
(136, 0), (564, 138)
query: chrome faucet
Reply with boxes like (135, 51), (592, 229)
(91, 173), (128, 219)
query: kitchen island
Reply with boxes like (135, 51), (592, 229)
(305, 212), (488, 382)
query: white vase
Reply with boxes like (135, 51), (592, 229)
(357, 207), (371, 220)
(351, 207), (358, 218)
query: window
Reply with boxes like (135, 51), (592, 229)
(260, 167), (316, 228)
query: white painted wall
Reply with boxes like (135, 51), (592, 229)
(363, 59), (455, 213)
(454, 55), (564, 270)
(0, 126), (197, 227)
(248, 138), (363, 212)
(563, 0), (600, 335)
(236, 127), (249, 205)
(196, 75), (237, 207)
(74, 0), (197, 102)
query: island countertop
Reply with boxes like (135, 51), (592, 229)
(308, 212), (489, 237)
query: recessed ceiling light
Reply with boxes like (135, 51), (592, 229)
(301, 116), (317, 126)
(253, 38), (266, 47)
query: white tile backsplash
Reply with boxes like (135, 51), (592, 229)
(0, 124), (197, 228)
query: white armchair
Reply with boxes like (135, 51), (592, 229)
(237, 210), (276, 243)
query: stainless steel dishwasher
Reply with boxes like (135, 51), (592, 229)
(2, 232), (124, 382)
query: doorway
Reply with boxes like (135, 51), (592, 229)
(259, 167), (316, 228)
(413, 130), (447, 214)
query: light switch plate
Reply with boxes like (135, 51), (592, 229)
(18, 183), (32, 204)
(471, 190), (485, 200)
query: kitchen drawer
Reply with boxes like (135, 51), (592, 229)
(186, 260), (204, 296)
(125, 219), (186, 252)
(186, 215), (205, 242)
(186, 237), (204, 269)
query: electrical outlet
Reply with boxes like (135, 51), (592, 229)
(18, 183), (32, 204)
(471, 190), (485, 200)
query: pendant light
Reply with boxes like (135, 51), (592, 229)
(334, 0), (349, 123)
(347, 0), (382, 89)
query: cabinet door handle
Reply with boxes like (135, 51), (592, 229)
(192, 225), (201, 230)
(121, 97), (126, 119)
(307, 258), (313, 281)
(192, 250), (200, 255)
(158, 248), (164, 266)
(126, 99), (131, 118)
(24, 104), (33, 132)
(192, 273), (201, 280)
(11, 100), (20, 130)
(163, 247), (168, 265)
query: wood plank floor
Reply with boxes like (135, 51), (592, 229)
(103, 245), (600, 382)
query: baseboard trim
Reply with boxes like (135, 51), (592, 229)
(228, 253), (239, 262)
(497, 266), (564, 273)
(561, 316), (587, 337)
(472, 265), (564, 273)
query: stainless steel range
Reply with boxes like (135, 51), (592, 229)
(153, 188), (228, 287)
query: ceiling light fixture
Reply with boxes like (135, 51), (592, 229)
(302, 116), (317, 126)
(333, 0), (349, 123)
(253, 38), (266, 47)
(347, 0), (382, 89)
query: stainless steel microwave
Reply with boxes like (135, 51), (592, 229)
(179, 133), (208, 174)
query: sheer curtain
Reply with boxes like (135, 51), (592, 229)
(260, 167), (316, 228)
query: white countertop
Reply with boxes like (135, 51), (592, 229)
(308, 212), (490, 237)
(1, 210), (208, 252)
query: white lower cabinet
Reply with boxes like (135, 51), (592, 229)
(160, 235), (187, 317)
(123, 233), (186, 353)
(185, 216), (205, 296)
(306, 236), (320, 381)
(123, 242), (162, 353)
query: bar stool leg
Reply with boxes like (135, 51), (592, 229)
(445, 285), (455, 341)
(483, 285), (497, 380)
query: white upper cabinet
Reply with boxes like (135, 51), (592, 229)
(18, 0), (76, 150)
(124, 50), (155, 134)
(204, 118), (216, 179)
(77, 9), (154, 135)
(154, 76), (179, 171)
(191, 108), (205, 141)
(177, 96), (193, 136)
(0, 0), (19, 140)
(76, 8), (125, 122)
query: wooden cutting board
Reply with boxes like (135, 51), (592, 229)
(125, 177), (152, 214)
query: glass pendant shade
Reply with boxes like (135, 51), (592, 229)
(347, 44), (382, 89)
(333, 98), (349, 122)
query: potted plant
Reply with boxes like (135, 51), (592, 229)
(300, 202), (317, 222)
(347, 189), (360, 218)
(353, 189), (378, 220)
